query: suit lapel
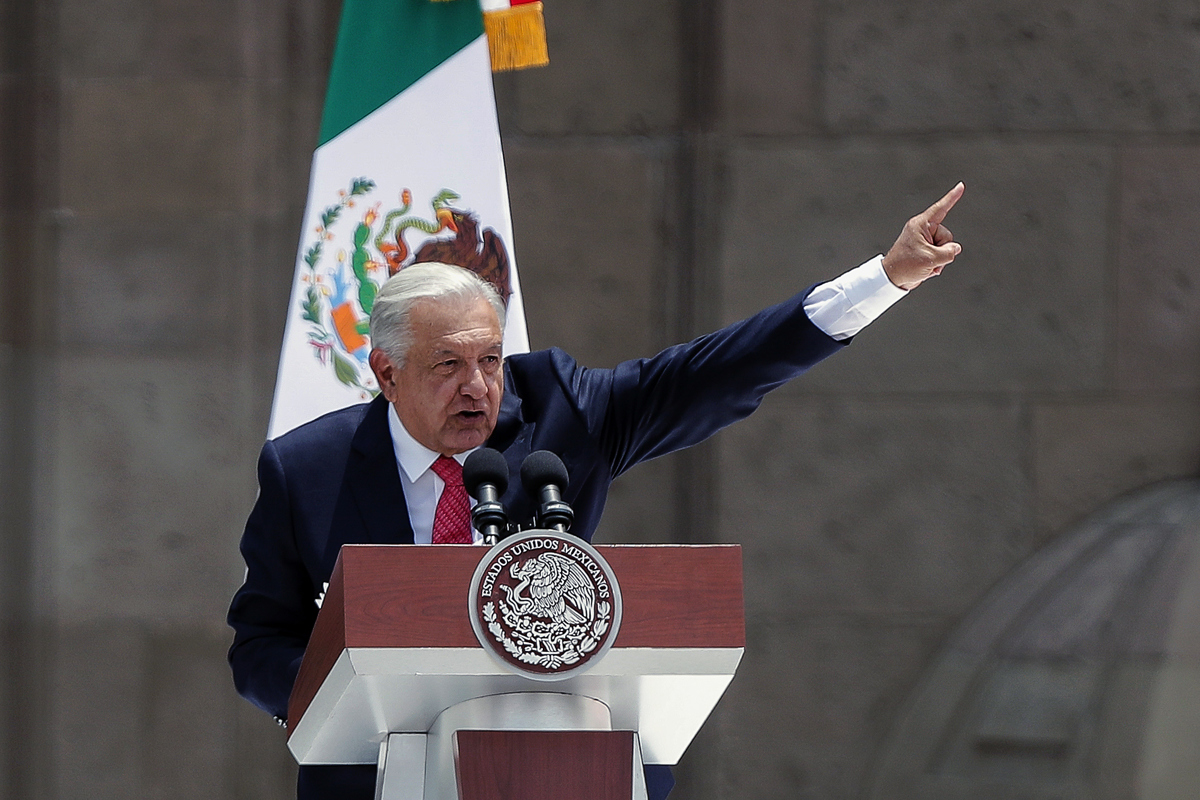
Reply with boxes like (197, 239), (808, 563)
(345, 396), (415, 546)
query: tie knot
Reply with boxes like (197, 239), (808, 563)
(432, 455), (463, 487)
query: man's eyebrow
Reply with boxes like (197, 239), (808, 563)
(429, 343), (503, 358)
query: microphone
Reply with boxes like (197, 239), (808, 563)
(520, 450), (574, 533)
(463, 448), (511, 545)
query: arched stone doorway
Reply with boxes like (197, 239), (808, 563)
(869, 479), (1200, 800)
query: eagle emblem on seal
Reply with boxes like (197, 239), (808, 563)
(469, 532), (623, 680)
(502, 552), (597, 626)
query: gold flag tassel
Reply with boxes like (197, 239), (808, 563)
(484, 1), (549, 71)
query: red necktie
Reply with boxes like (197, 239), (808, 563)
(431, 456), (473, 544)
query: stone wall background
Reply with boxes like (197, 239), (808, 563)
(3, 0), (1200, 798)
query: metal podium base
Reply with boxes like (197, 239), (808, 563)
(374, 692), (648, 800)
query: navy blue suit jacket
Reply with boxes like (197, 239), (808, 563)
(228, 287), (846, 799)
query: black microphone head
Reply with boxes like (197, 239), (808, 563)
(463, 447), (510, 499)
(520, 450), (570, 494)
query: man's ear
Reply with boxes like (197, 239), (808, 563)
(369, 348), (398, 402)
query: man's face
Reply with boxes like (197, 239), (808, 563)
(370, 296), (504, 455)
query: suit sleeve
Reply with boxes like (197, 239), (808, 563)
(227, 439), (319, 721)
(578, 288), (847, 476)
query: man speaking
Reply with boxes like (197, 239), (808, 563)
(227, 183), (965, 799)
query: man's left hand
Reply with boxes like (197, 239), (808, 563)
(881, 182), (965, 291)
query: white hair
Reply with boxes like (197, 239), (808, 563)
(369, 262), (507, 366)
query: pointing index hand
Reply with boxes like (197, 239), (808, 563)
(882, 182), (965, 291)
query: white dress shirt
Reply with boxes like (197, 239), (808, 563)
(386, 406), (483, 544)
(385, 255), (905, 542)
(802, 255), (906, 340)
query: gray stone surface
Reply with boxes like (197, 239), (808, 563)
(1094, 662), (1158, 800)
(685, 617), (946, 800)
(716, 0), (818, 134)
(495, 0), (681, 134)
(1000, 529), (1170, 659)
(238, 0), (340, 91)
(50, 622), (248, 799)
(1033, 398), (1200, 535)
(868, 481), (1200, 800)
(591, 456), (676, 546)
(59, 79), (254, 215)
(57, 214), (245, 355)
(50, 623), (146, 796)
(0, 344), (12, 563)
(825, 0), (1200, 133)
(240, 90), (317, 219)
(0, 80), (10, 183)
(49, 355), (253, 623)
(718, 394), (1032, 616)
(140, 626), (242, 799)
(720, 139), (1112, 393)
(1117, 145), (1200, 392)
(505, 140), (673, 367)
(938, 660), (1099, 786)
(232, 700), (298, 800)
(0, 3), (12, 76)
(249, 213), (311, 431)
(0, 623), (9, 800)
(58, 0), (251, 79)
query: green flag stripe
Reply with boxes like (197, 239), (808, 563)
(318, 0), (484, 146)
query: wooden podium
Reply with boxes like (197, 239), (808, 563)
(287, 542), (744, 800)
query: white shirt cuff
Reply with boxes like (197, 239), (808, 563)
(802, 255), (907, 341)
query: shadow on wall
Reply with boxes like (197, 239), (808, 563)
(869, 479), (1200, 800)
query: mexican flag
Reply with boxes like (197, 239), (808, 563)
(268, 0), (542, 438)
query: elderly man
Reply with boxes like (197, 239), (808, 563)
(228, 184), (965, 799)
